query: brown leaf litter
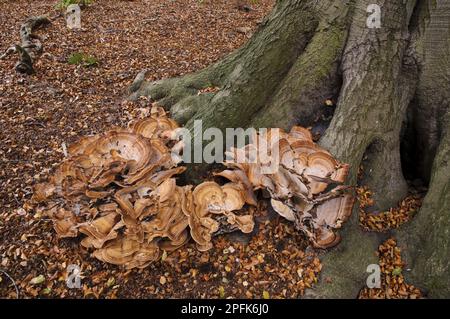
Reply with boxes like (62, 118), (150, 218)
(359, 238), (423, 299)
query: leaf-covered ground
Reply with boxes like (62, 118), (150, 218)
(0, 0), (422, 299)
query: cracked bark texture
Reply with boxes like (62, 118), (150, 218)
(398, 0), (450, 299)
(399, 109), (450, 298)
(130, 0), (450, 298)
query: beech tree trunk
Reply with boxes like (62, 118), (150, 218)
(130, 0), (450, 298)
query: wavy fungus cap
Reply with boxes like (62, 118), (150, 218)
(30, 105), (353, 268)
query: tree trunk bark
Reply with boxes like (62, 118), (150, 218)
(130, 0), (450, 298)
(399, 109), (450, 298)
(307, 0), (417, 298)
(397, 0), (450, 298)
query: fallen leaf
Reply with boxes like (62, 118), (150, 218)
(219, 286), (225, 298)
(30, 275), (45, 285)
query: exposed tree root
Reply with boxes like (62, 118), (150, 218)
(0, 16), (51, 74)
(130, 0), (327, 129)
(252, 0), (351, 130)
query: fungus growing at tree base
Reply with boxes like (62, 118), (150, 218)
(30, 106), (354, 268)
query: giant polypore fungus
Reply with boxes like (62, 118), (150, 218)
(30, 107), (189, 268)
(218, 126), (354, 248)
(30, 106), (354, 268)
(181, 181), (254, 251)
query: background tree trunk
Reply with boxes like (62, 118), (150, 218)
(130, 0), (450, 298)
(399, 109), (450, 298)
(397, 0), (450, 298)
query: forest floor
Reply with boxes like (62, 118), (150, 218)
(0, 0), (422, 299)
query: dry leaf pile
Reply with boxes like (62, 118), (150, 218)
(359, 238), (423, 299)
(28, 106), (354, 269)
(357, 186), (423, 232)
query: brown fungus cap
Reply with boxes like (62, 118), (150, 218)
(30, 107), (353, 268)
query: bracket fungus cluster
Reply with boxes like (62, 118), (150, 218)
(182, 181), (255, 252)
(31, 107), (354, 268)
(217, 126), (354, 248)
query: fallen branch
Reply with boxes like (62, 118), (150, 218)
(0, 15), (51, 74)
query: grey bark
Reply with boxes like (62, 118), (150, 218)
(407, 0), (450, 184)
(310, 0), (418, 298)
(397, 0), (450, 299)
(398, 109), (450, 298)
